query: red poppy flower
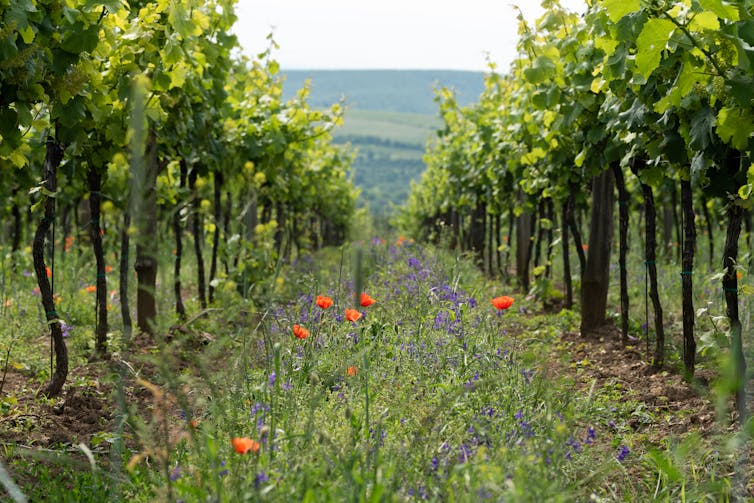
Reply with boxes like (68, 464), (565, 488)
(359, 293), (376, 307)
(105, 265), (113, 273)
(84, 285), (97, 293)
(491, 296), (514, 310)
(293, 324), (310, 339)
(231, 437), (260, 454)
(581, 244), (589, 251)
(315, 295), (333, 309)
(45, 266), (52, 278)
(346, 366), (358, 376)
(345, 308), (362, 322)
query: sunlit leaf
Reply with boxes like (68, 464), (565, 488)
(635, 18), (675, 79)
(699, 0), (739, 21)
(600, 0), (640, 23)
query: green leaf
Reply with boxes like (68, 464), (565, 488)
(594, 35), (619, 57)
(738, 184), (752, 200)
(635, 18), (675, 79)
(699, 0), (739, 21)
(735, 20), (754, 70)
(689, 107), (715, 150)
(18, 25), (35, 44)
(641, 165), (665, 187)
(163, 36), (183, 66)
(689, 11), (720, 31)
(4, 2), (33, 31)
(574, 149), (586, 168)
(60, 23), (100, 54)
(663, 63), (701, 112)
(647, 450), (682, 482)
(0, 37), (18, 62)
(717, 106), (753, 150)
(168, 64), (188, 89)
(8, 148), (29, 168)
(521, 147), (546, 166)
(523, 56), (556, 84)
(600, 0), (640, 23)
(169, 2), (200, 38)
(729, 76), (754, 107)
(83, 0), (124, 12)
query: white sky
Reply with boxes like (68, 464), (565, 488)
(232, 0), (587, 72)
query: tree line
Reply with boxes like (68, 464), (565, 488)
(399, 0), (754, 423)
(0, 0), (358, 396)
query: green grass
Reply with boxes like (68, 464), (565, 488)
(0, 239), (751, 501)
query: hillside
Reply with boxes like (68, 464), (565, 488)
(281, 70), (484, 217)
(282, 69), (484, 114)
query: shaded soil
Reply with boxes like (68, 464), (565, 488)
(0, 325), (212, 452)
(0, 363), (113, 448)
(552, 325), (720, 438)
(548, 323), (753, 496)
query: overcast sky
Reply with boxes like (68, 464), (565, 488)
(232, 0), (587, 72)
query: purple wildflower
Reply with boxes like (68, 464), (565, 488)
(60, 321), (72, 338)
(617, 445), (630, 462)
(566, 436), (582, 453)
(254, 471), (269, 488)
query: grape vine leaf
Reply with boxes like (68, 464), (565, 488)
(699, 0), (739, 21)
(83, 0), (124, 12)
(635, 18), (676, 79)
(689, 11), (720, 32)
(690, 152), (710, 185)
(689, 107), (715, 150)
(716, 107), (753, 150)
(523, 56), (556, 84)
(600, 0), (640, 23)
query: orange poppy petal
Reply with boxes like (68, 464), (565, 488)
(345, 308), (362, 322)
(359, 293), (376, 307)
(293, 324), (310, 339)
(491, 296), (514, 310)
(315, 295), (333, 309)
(231, 437), (260, 454)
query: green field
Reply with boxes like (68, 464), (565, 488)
(331, 109), (441, 216)
(334, 109), (442, 146)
